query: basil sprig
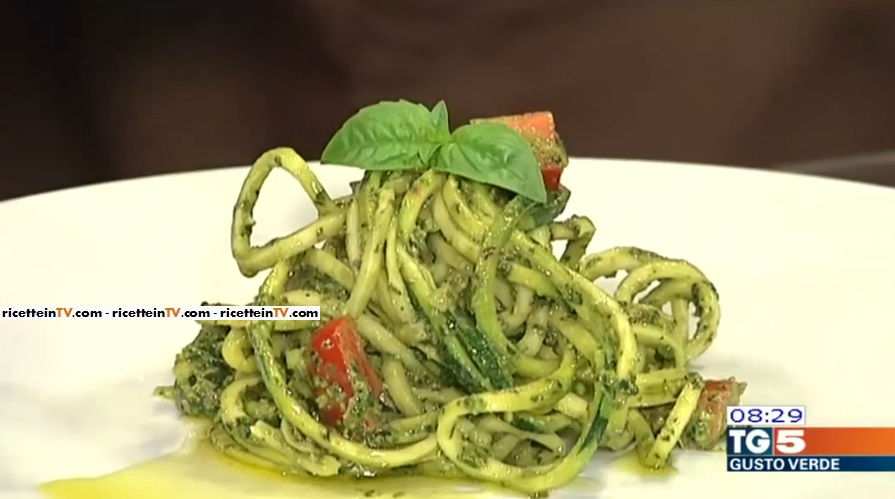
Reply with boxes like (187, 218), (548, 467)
(321, 100), (547, 203)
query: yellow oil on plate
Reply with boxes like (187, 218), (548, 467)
(41, 440), (493, 499)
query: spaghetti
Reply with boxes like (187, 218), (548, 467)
(157, 113), (744, 497)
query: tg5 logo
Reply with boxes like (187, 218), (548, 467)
(727, 428), (806, 455)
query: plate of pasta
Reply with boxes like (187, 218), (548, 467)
(1, 100), (894, 499)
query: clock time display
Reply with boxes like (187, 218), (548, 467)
(726, 405), (806, 427)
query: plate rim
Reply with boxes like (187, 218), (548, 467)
(3, 156), (894, 209)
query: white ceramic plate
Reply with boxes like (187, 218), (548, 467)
(2, 159), (895, 499)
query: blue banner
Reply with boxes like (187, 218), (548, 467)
(727, 456), (895, 472)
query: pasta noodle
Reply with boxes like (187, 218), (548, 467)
(157, 145), (745, 498)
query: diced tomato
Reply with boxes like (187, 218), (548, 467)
(640, 377), (747, 450)
(697, 378), (747, 440)
(472, 111), (568, 191)
(477, 111), (557, 141)
(308, 316), (383, 426)
(541, 164), (563, 190)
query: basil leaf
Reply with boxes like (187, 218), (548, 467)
(430, 100), (451, 141)
(434, 122), (547, 203)
(321, 100), (444, 170)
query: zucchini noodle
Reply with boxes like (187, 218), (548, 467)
(157, 147), (745, 498)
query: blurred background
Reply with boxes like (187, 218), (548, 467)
(3, 1), (895, 201)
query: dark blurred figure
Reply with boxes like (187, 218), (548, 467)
(3, 1), (895, 201)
